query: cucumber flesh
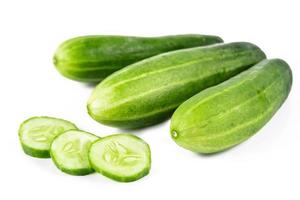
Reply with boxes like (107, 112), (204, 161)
(50, 130), (99, 175)
(18, 116), (77, 158)
(89, 134), (151, 182)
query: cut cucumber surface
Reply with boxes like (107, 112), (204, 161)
(18, 116), (77, 158)
(50, 130), (99, 175)
(89, 134), (151, 182)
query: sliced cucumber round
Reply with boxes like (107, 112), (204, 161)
(89, 134), (151, 182)
(18, 116), (77, 158)
(50, 130), (99, 175)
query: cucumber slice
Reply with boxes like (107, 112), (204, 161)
(50, 130), (99, 175)
(89, 134), (151, 182)
(18, 116), (77, 158)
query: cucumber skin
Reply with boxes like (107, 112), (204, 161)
(87, 42), (266, 129)
(21, 143), (50, 158)
(54, 34), (223, 82)
(88, 135), (151, 182)
(170, 59), (293, 154)
(18, 116), (78, 158)
(50, 158), (94, 176)
(50, 130), (99, 176)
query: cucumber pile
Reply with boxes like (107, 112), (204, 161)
(19, 34), (293, 183)
(87, 42), (266, 129)
(19, 116), (151, 182)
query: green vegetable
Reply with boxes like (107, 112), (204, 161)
(170, 59), (292, 154)
(87, 42), (266, 129)
(53, 34), (223, 82)
(18, 116), (77, 158)
(50, 130), (99, 175)
(89, 134), (151, 182)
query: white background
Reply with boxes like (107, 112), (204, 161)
(1, 0), (299, 199)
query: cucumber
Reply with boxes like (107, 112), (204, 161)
(87, 42), (266, 129)
(53, 34), (223, 82)
(170, 59), (293, 154)
(18, 116), (77, 158)
(88, 134), (151, 182)
(50, 130), (99, 175)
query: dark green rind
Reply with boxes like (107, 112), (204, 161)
(21, 143), (50, 158)
(87, 42), (266, 129)
(88, 135), (151, 182)
(170, 59), (293, 154)
(50, 130), (99, 176)
(50, 154), (95, 176)
(50, 152), (95, 176)
(90, 158), (150, 183)
(18, 116), (77, 158)
(54, 34), (223, 82)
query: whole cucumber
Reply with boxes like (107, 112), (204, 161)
(87, 42), (266, 129)
(53, 34), (223, 82)
(170, 59), (292, 154)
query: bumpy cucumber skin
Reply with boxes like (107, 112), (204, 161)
(54, 34), (223, 82)
(170, 59), (293, 154)
(87, 42), (266, 129)
(88, 134), (151, 182)
(50, 130), (99, 176)
(18, 116), (77, 158)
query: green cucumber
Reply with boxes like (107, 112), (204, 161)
(53, 34), (223, 82)
(87, 42), (266, 129)
(89, 134), (151, 182)
(50, 130), (99, 175)
(18, 116), (77, 158)
(170, 59), (293, 154)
